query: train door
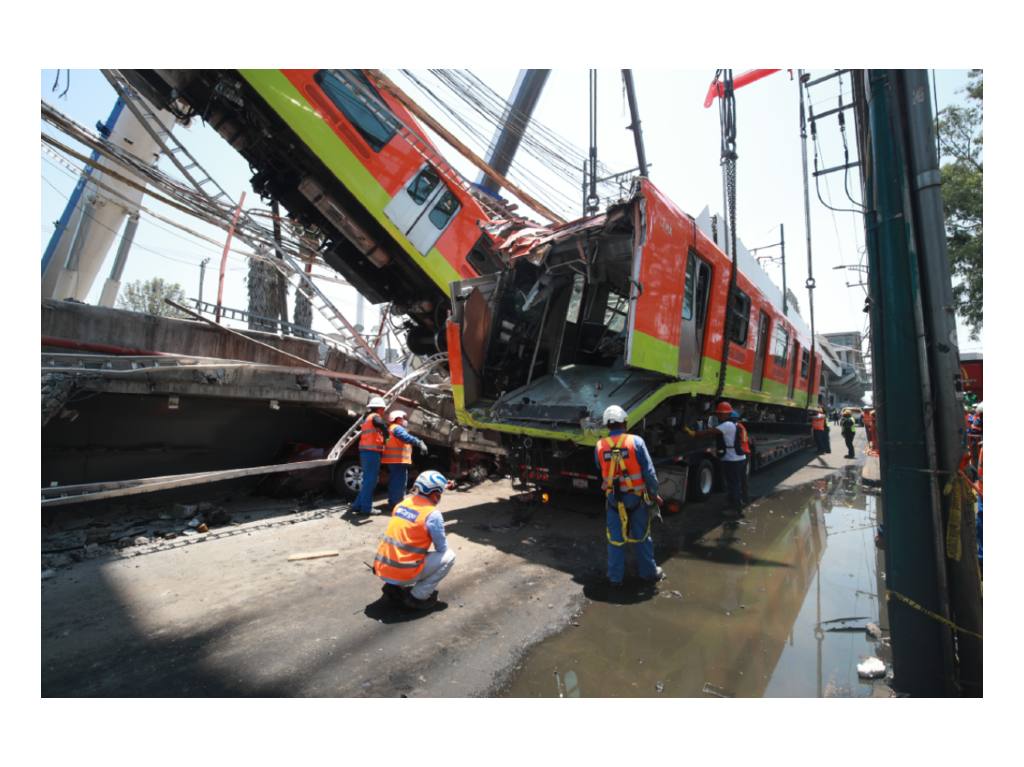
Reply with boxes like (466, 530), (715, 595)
(384, 164), (461, 255)
(789, 341), (800, 399)
(752, 311), (770, 391)
(678, 249), (711, 378)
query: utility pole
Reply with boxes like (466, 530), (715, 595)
(621, 70), (649, 178)
(750, 224), (787, 315)
(798, 71), (818, 409)
(854, 70), (962, 695)
(198, 257), (210, 306)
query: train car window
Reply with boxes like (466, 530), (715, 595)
(604, 290), (629, 333)
(682, 251), (697, 321)
(771, 324), (789, 365)
(728, 289), (750, 345)
(800, 348), (810, 379)
(428, 189), (460, 230)
(407, 168), (440, 204)
(314, 70), (397, 152)
(694, 261), (711, 329)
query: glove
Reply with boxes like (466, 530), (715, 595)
(418, 441), (429, 455)
(684, 427), (696, 437)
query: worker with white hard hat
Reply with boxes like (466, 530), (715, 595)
(382, 410), (429, 506)
(374, 470), (455, 610)
(351, 395), (391, 516)
(594, 404), (664, 587)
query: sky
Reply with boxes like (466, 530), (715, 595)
(39, 67), (980, 359)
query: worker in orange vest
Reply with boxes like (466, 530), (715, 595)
(862, 407), (877, 451)
(374, 470), (455, 610)
(351, 396), (391, 516)
(382, 410), (429, 506)
(811, 407), (829, 455)
(595, 405), (664, 587)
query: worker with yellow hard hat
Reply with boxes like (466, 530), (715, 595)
(840, 408), (857, 459)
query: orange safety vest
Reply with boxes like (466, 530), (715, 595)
(382, 422), (414, 465)
(373, 494), (436, 582)
(596, 433), (645, 495)
(736, 422), (750, 455)
(359, 413), (385, 452)
(811, 413), (826, 432)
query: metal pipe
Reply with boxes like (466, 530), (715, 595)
(798, 72), (817, 408)
(621, 70), (649, 177)
(215, 192), (246, 324)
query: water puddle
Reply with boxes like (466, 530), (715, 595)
(501, 469), (889, 697)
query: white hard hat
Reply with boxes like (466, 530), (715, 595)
(975, 402), (983, 413)
(389, 410), (407, 422)
(602, 405), (628, 425)
(368, 396), (386, 409)
(413, 470), (448, 496)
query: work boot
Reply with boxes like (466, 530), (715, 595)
(381, 583), (405, 604)
(644, 566), (666, 583)
(403, 590), (439, 611)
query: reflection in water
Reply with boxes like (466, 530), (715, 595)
(502, 471), (887, 697)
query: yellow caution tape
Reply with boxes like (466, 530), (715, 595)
(943, 474), (966, 562)
(886, 589), (983, 640)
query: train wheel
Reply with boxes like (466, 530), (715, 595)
(689, 458), (715, 501)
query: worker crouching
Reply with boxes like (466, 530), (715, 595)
(595, 405), (665, 587)
(373, 470), (455, 610)
(382, 410), (429, 507)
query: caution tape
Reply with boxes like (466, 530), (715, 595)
(886, 589), (983, 641)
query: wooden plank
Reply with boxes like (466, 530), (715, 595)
(287, 550), (340, 562)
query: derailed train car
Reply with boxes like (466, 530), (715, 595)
(123, 68), (504, 354)
(447, 178), (821, 502)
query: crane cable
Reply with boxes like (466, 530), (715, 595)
(715, 69), (740, 400)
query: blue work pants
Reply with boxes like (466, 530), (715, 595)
(352, 449), (382, 514)
(722, 459), (746, 511)
(606, 493), (658, 583)
(387, 463), (410, 507)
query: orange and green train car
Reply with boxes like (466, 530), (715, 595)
(446, 178), (821, 499)
(124, 68), (504, 353)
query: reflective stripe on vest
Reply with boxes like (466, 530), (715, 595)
(359, 413), (385, 451)
(596, 434), (645, 495)
(382, 423), (413, 465)
(812, 414), (826, 431)
(373, 494), (435, 581)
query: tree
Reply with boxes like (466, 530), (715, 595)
(117, 277), (189, 318)
(937, 69), (983, 339)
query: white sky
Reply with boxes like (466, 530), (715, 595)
(40, 67), (979, 357)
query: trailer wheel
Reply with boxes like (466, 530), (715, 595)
(689, 458), (716, 501)
(333, 459), (363, 499)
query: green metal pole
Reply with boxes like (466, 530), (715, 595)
(858, 69), (953, 695)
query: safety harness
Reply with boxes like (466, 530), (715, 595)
(601, 434), (652, 547)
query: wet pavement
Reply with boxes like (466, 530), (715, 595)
(501, 464), (892, 697)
